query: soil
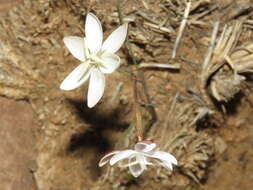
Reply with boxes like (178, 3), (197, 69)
(0, 0), (253, 190)
(0, 0), (21, 13)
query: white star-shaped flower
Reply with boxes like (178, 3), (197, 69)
(99, 141), (178, 178)
(60, 13), (128, 108)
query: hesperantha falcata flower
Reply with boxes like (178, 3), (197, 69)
(99, 140), (178, 178)
(60, 13), (128, 108)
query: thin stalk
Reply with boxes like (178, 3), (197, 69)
(117, 0), (157, 141)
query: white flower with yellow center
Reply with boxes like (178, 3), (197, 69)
(60, 13), (128, 108)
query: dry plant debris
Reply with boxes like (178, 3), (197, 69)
(201, 20), (253, 104)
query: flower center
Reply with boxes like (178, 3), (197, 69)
(89, 54), (104, 68)
(84, 38), (105, 69)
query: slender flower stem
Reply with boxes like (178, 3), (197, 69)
(117, 0), (157, 141)
(117, 0), (143, 141)
(135, 107), (143, 142)
(133, 75), (143, 141)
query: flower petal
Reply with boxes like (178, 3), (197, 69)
(135, 141), (156, 152)
(99, 52), (120, 74)
(147, 151), (178, 166)
(136, 154), (152, 168)
(102, 23), (128, 53)
(155, 159), (173, 170)
(63, 36), (86, 61)
(129, 155), (145, 177)
(109, 150), (136, 165)
(60, 63), (91, 91)
(99, 151), (120, 167)
(87, 68), (105, 108)
(85, 13), (103, 54)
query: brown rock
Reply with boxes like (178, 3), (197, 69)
(0, 97), (37, 190)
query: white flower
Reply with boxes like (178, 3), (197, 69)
(60, 13), (128, 108)
(99, 141), (178, 178)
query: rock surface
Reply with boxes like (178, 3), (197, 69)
(0, 97), (36, 190)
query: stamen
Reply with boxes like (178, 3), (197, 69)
(90, 55), (102, 64)
(89, 54), (108, 69)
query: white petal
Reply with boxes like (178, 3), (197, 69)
(155, 159), (173, 170)
(147, 151), (178, 166)
(102, 23), (128, 53)
(109, 150), (136, 165)
(129, 155), (145, 178)
(63, 36), (86, 61)
(99, 151), (120, 167)
(85, 13), (103, 54)
(136, 154), (151, 168)
(135, 141), (157, 152)
(60, 63), (91, 91)
(87, 68), (105, 108)
(99, 52), (120, 74)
